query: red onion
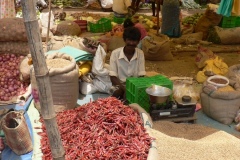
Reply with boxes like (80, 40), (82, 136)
(0, 53), (29, 101)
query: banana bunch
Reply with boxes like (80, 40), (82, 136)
(182, 13), (203, 26)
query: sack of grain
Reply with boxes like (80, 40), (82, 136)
(208, 26), (240, 44)
(1, 111), (33, 155)
(19, 56), (32, 83)
(201, 82), (240, 125)
(47, 36), (86, 51)
(142, 36), (173, 61)
(194, 6), (222, 40)
(31, 52), (79, 113)
(227, 64), (240, 91)
(172, 32), (203, 45)
(107, 36), (125, 52)
(51, 20), (81, 36)
(0, 42), (29, 55)
(0, 18), (28, 42)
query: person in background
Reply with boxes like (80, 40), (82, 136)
(148, 0), (163, 16)
(98, 0), (113, 12)
(109, 27), (146, 100)
(131, 0), (143, 12)
(161, 0), (181, 38)
(112, 0), (135, 17)
(123, 18), (148, 49)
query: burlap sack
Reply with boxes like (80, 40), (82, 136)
(19, 56), (32, 82)
(172, 32), (203, 45)
(47, 36), (86, 51)
(142, 36), (173, 61)
(208, 26), (240, 45)
(0, 42), (29, 55)
(31, 52), (79, 113)
(227, 64), (240, 91)
(194, 6), (222, 40)
(201, 83), (240, 125)
(1, 111), (33, 155)
(0, 18), (28, 42)
(107, 36), (125, 52)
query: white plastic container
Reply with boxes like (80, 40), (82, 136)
(207, 75), (229, 88)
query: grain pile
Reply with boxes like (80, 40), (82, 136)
(46, 58), (71, 68)
(149, 121), (240, 160)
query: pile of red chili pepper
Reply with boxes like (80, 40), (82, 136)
(39, 97), (153, 160)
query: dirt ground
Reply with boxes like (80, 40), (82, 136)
(145, 43), (240, 79)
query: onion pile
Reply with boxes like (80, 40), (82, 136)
(0, 53), (28, 101)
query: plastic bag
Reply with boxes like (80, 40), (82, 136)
(79, 81), (98, 95)
(173, 82), (200, 101)
(92, 45), (109, 76)
(196, 56), (229, 83)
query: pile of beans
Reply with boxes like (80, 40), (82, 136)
(210, 78), (228, 84)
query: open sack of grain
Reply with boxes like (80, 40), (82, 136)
(200, 77), (240, 126)
(149, 121), (240, 160)
(31, 52), (79, 113)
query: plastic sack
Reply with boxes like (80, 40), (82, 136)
(201, 82), (240, 125)
(79, 81), (98, 95)
(196, 56), (229, 83)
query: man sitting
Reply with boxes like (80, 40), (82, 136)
(109, 26), (146, 100)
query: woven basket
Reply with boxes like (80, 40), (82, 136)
(1, 111), (33, 155)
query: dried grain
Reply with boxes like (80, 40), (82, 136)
(149, 121), (240, 160)
(46, 58), (71, 68)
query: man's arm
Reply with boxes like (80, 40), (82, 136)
(110, 76), (125, 91)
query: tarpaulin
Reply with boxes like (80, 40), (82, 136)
(46, 46), (94, 62)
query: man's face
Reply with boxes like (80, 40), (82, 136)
(125, 39), (139, 49)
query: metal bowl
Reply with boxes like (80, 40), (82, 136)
(146, 85), (172, 104)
